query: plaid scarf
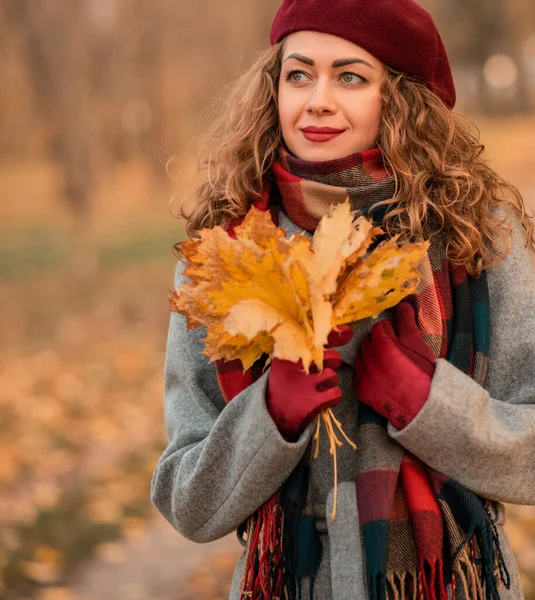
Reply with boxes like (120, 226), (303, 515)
(215, 146), (510, 600)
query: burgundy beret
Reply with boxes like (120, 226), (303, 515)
(270, 0), (456, 109)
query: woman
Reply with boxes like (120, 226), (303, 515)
(151, 0), (535, 598)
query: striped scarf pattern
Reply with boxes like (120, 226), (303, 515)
(215, 146), (510, 600)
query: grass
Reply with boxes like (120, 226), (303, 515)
(0, 221), (186, 283)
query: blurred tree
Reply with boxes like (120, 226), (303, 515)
(3, 0), (100, 276)
(506, 0), (535, 111)
(122, 0), (167, 179)
(433, 0), (534, 113)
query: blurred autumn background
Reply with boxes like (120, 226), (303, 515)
(1, 0), (535, 599)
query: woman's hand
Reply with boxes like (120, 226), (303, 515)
(266, 325), (354, 441)
(353, 299), (436, 429)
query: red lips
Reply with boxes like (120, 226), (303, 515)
(300, 126), (346, 143)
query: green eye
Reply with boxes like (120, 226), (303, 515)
(341, 72), (365, 84)
(286, 70), (307, 82)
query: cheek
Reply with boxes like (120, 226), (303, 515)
(369, 99), (383, 134)
(354, 93), (382, 134)
(277, 88), (300, 131)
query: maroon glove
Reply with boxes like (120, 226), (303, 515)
(266, 325), (354, 441)
(354, 299), (436, 430)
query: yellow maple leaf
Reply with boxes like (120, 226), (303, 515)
(224, 299), (313, 368)
(332, 234), (430, 324)
(169, 199), (429, 373)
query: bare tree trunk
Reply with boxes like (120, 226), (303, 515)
(132, 0), (168, 181)
(4, 0), (99, 278)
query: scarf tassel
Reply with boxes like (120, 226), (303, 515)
(369, 558), (449, 600)
(450, 520), (511, 600)
(368, 572), (387, 600)
(239, 493), (285, 599)
(280, 512), (322, 600)
(361, 467), (512, 599)
(417, 558), (448, 600)
(239, 461), (323, 600)
(369, 520), (513, 600)
(280, 461), (323, 600)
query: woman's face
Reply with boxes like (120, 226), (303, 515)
(277, 31), (384, 161)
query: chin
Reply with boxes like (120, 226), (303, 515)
(294, 145), (357, 162)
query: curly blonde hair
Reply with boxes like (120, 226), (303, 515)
(172, 41), (535, 277)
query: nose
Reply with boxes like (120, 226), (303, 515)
(305, 80), (337, 115)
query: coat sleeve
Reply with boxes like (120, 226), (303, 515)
(388, 208), (535, 505)
(150, 260), (315, 543)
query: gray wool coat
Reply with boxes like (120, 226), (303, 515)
(151, 205), (535, 599)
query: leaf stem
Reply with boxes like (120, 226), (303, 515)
(311, 409), (359, 521)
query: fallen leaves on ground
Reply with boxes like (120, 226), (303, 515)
(0, 261), (172, 599)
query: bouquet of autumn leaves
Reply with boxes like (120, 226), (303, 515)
(169, 200), (429, 515)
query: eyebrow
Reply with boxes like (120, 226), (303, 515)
(283, 53), (375, 69)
